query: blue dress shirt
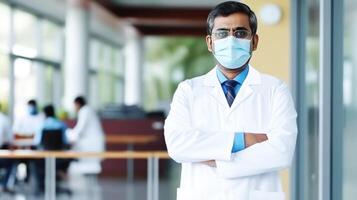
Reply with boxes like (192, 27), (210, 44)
(216, 66), (249, 153)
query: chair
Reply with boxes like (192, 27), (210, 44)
(40, 129), (66, 151)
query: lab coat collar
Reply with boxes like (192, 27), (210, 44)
(204, 65), (261, 87)
(203, 65), (262, 113)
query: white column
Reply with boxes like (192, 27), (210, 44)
(63, 0), (90, 111)
(124, 27), (143, 106)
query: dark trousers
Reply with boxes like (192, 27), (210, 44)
(0, 159), (13, 188)
(35, 158), (71, 191)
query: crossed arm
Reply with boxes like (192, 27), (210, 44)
(201, 133), (268, 167)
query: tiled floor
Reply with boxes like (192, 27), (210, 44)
(0, 161), (181, 200)
(0, 176), (178, 200)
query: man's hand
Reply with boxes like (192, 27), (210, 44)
(201, 160), (217, 167)
(244, 133), (268, 148)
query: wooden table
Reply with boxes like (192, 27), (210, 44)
(0, 150), (169, 200)
(11, 134), (159, 148)
(9, 134), (160, 200)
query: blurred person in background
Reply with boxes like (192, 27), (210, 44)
(11, 100), (44, 186)
(13, 100), (44, 137)
(67, 96), (105, 174)
(34, 105), (71, 194)
(33, 104), (68, 146)
(0, 104), (14, 192)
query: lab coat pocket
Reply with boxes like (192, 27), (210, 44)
(249, 190), (285, 200)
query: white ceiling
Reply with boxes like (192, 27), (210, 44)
(112, 0), (237, 7)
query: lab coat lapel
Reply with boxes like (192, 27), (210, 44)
(203, 66), (262, 113)
(228, 66), (261, 115)
(204, 68), (230, 109)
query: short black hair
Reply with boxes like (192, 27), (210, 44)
(43, 105), (55, 118)
(74, 96), (86, 107)
(207, 1), (257, 35)
(28, 99), (37, 107)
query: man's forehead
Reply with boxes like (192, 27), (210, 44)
(213, 13), (250, 30)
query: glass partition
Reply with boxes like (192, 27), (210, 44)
(342, 0), (357, 198)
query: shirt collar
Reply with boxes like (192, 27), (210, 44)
(216, 65), (249, 85)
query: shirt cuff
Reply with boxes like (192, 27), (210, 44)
(231, 132), (245, 153)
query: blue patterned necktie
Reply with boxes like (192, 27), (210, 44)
(223, 80), (239, 107)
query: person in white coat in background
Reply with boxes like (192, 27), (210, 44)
(13, 100), (44, 137)
(67, 96), (105, 174)
(164, 2), (297, 200)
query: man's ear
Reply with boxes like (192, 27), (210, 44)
(206, 35), (213, 53)
(252, 34), (259, 51)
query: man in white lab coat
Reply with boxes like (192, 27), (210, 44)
(13, 100), (44, 137)
(67, 96), (105, 174)
(164, 2), (297, 200)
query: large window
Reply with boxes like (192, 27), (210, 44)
(13, 57), (37, 116)
(89, 38), (124, 109)
(0, 3), (10, 114)
(40, 19), (62, 61)
(0, 3), (65, 119)
(0, 2), (10, 53)
(12, 9), (63, 118)
(13, 9), (38, 57)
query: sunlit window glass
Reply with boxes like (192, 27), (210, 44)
(89, 38), (124, 108)
(0, 3), (10, 53)
(13, 9), (37, 57)
(13, 58), (36, 117)
(41, 20), (62, 61)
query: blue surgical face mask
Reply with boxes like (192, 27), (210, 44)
(213, 36), (252, 69)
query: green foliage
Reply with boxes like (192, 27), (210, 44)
(0, 101), (9, 114)
(144, 36), (215, 110)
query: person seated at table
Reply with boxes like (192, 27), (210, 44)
(66, 96), (105, 175)
(7, 100), (44, 188)
(13, 99), (44, 138)
(34, 105), (71, 195)
(0, 104), (14, 192)
(33, 105), (68, 147)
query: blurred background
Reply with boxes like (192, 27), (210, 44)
(0, 0), (356, 200)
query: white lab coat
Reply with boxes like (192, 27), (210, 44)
(164, 66), (297, 200)
(68, 105), (105, 174)
(13, 113), (44, 136)
(0, 112), (11, 146)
